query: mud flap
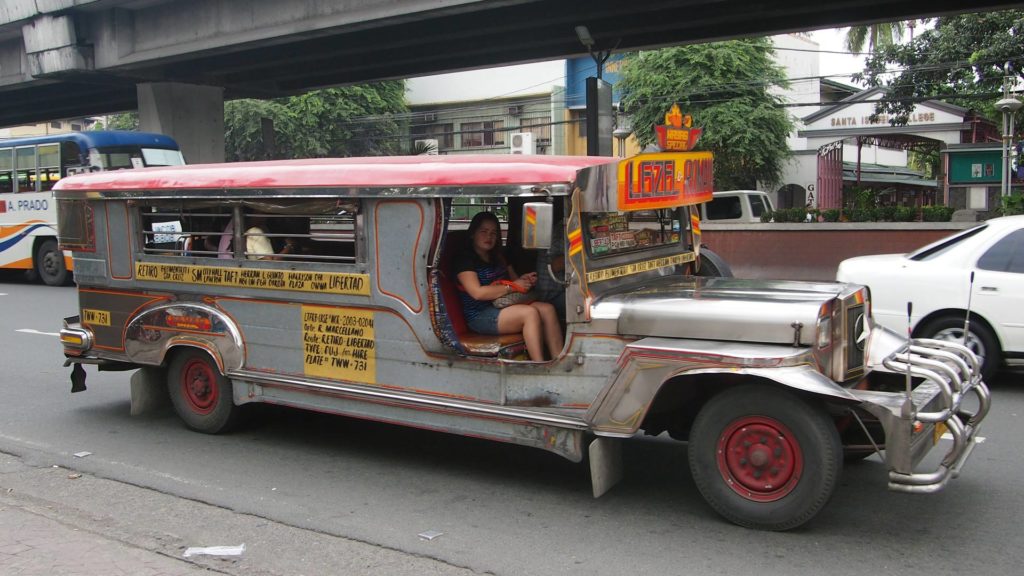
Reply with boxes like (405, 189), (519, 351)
(70, 363), (87, 393)
(589, 436), (623, 498)
(130, 367), (170, 416)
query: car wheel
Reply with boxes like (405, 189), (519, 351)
(35, 239), (68, 286)
(918, 315), (1000, 382)
(688, 384), (841, 531)
(167, 349), (239, 434)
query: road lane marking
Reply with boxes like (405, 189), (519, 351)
(16, 329), (59, 337)
(941, 433), (985, 443)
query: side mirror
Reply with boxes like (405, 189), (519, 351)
(521, 202), (553, 250)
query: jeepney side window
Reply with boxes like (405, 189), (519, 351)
(57, 199), (96, 252)
(135, 198), (360, 263)
(584, 209), (680, 257)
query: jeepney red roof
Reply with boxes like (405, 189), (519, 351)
(54, 155), (618, 191)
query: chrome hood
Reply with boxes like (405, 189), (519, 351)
(592, 276), (859, 346)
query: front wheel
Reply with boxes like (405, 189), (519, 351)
(35, 239), (68, 286)
(167, 349), (239, 434)
(918, 315), (1000, 382)
(688, 385), (841, 531)
(695, 248), (733, 278)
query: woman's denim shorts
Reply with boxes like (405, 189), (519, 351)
(466, 306), (501, 334)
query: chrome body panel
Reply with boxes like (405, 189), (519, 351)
(586, 337), (858, 436)
(593, 276), (846, 346)
(124, 302), (245, 371)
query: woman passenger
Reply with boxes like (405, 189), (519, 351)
(454, 212), (563, 362)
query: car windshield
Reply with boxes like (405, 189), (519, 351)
(908, 224), (988, 261)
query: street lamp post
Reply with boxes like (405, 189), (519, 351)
(613, 115), (632, 158)
(995, 94), (1022, 197)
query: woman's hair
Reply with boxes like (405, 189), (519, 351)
(466, 211), (504, 263)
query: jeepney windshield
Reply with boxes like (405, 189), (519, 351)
(584, 209), (681, 258)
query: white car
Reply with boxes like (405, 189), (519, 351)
(837, 215), (1024, 380)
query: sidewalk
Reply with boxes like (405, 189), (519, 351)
(0, 451), (479, 576)
(0, 503), (213, 576)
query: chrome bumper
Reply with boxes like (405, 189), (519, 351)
(852, 337), (991, 494)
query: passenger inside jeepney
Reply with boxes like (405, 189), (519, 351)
(455, 212), (563, 362)
(244, 214), (300, 260)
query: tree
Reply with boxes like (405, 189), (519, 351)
(855, 10), (1024, 124)
(845, 22), (904, 54)
(619, 39), (793, 190)
(92, 112), (139, 131)
(224, 81), (408, 161)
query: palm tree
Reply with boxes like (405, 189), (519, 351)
(845, 21), (905, 54)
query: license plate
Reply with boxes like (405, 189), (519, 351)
(933, 421), (948, 445)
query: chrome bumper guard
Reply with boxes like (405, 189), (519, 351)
(60, 315), (93, 353)
(875, 337), (991, 494)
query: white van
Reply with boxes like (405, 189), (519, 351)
(699, 190), (774, 223)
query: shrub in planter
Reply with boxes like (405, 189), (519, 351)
(922, 205), (954, 222)
(849, 208), (873, 222)
(875, 206), (897, 222)
(894, 206), (917, 222)
(760, 210), (773, 223)
(821, 209), (840, 222)
(791, 208), (808, 222)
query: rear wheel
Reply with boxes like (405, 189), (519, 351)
(688, 384), (841, 531)
(167, 349), (239, 434)
(918, 314), (1000, 382)
(35, 239), (68, 286)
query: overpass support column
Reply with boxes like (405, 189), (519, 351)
(137, 82), (225, 164)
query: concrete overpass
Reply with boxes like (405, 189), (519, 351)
(2, 0), (1020, 162)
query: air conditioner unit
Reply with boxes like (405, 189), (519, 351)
(509, 132), (534, 155)
(506, 105), (522, 116)
(414, 139), (440, 155)
(422, 112), (437, 123)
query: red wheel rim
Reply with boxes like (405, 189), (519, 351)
(180, 358), (218, 415)
(716, 416), (803, 502)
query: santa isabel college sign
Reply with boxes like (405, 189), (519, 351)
(830, 112), (937, 127)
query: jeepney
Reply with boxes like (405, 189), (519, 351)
(56, 146), (989, 531)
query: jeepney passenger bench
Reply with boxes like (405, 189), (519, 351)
(432, 231), (526, 358)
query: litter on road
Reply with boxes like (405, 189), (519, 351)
(183, 544), (246, 557)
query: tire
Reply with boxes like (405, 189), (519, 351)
(688, 384), (842, 531)
(917, 314), (1000, 382)
(696, 248), (733, 278)
(167, 349), (239, 434)
(35, 239), (68, 286)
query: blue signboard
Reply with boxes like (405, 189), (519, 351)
(565, 55), (626, 109)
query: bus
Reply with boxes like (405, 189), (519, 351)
(0, 131), (185, 285)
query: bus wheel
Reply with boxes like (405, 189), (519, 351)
(688, 385), (841, 531)
(36, 239), (68, 286)
(167, 349), (239, 434)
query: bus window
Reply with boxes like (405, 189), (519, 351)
(141, 148), (185, 167)
(0, 148), (12, 193)
(38, 144), (60, 192)
(61, 141), (84, 171)
(15, 146), (37, 193)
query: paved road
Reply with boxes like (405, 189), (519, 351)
(2, 275), (1022, 575)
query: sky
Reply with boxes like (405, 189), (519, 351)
(406, 26), (895, 105)
(808, 28), (868, 86)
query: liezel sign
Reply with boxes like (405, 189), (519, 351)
(616, 104), (713, 210)
(617, 151), (713, 210)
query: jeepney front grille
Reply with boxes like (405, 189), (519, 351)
(845, 303), (866, 379)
